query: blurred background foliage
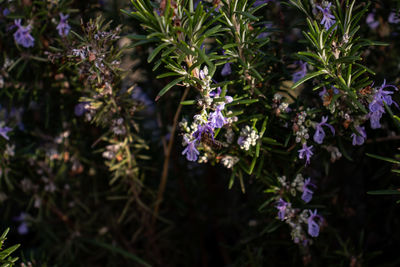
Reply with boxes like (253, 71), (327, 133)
(0, 0), (399, 266)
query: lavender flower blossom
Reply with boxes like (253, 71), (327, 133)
(225, 96), (233, 103)
(368, 80), (398, 129)
(366, 12), (379, 30)
(221, 63), (232, 76)
(313, 116), (335, 144)
(301, 178), (316, 203)
(74, 103), (87, 116)
(13, 19), (34, 48)
(14, 212), (29, 235)
(275, 198), (289, 221)
(0, 126), (12, 140)
(182, 137), (199, 162)
(2, 8), (10, 16)
(350, 126), (367, 146)
(319, 87), (327, 99)
(57, 13), (71, 37)
(292, 61), (307, 83)
(209, 104), (227, 128)
(307, 209), (322, 237)
(389, 11), (400, 24)
(298, 143), (313, 165)
(316, 3), (336, 30)
(209, 87), (221, 98)
(257, 23), (272, 39)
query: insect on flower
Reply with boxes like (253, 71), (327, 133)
(201, 131), (223, 150)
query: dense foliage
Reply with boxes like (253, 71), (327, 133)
(1, 0), (400, 266)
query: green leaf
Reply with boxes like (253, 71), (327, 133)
(228, 168), (236, 189)
(367, 190), (400, 195)
(235, 11), (259, 21)
(180, 100), (196, 105)
(148, 43), (169, 63)
(366, 153), (400, 164)
(195, 46), (215, 75)
(156, 72), (181, 79)
(155, 77), (185, 101)
(291, 70), (327, 89)
(248, 156), (257, 175)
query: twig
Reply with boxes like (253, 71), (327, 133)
(151, 86), (190, 227)
(366, 135), (400, 144)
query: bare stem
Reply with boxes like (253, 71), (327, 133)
(152, 86), (190, 227)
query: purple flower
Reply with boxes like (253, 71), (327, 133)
(275, 198), (289, 221)
(389, 11), (400, 24)
(370, 80), (397, 108)
(199, 69), (206, 80)
(319, 87), (327, 99)
(257, 23), (272, 39)
(298, 143), (313, 165)
(253, 0), (274, 7)
(370, 111), (383, 129)
(13, 19), (34, 48)
(57, 13), (71, 37)
(14, 212), (29, 235)
(368, 80), (398, 129)
(225, 96), (233, 103)
(221, 62), (232, 76)
(316, 3), (336, 30)
(302, 178), (316, 203)
(209, 87), (221, 98)
(209, 104), (227, 128)
(74, 103), (87, 116)
(2, 8), (10, 16)
(0, 126), (12, 140)
(313, 116), (335, 144)
(193, 123), (214, 141)
(307, 209), (322, 237)
(237, 136), (245, 147)
(18, 222), (29, 235)
(292, 61), (307, 83)
(366, 12), (379, 30)
(182, 137), (199, 162)
(319, 86), (339, 100)
(351, 126), (367, 146)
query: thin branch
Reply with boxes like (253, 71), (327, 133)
(366, 135), (400, 144)
(151, 86), (190, 227)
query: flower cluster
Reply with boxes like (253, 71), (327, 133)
(181, 66), (235, 163)
(278, 173), (316, 203)
(237, 126), (259, 151)
(275, 199), (323, 245)
(272, 93), (291, 115)
(274, 173), (322, 245)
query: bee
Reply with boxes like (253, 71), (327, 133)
(201, 132), (224, 150)
(359, 85), (372, 96)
